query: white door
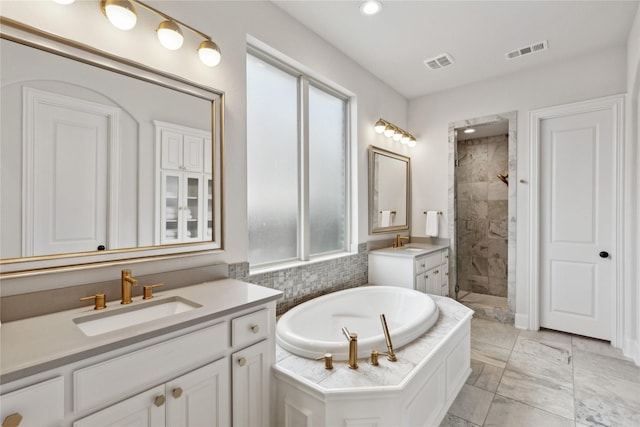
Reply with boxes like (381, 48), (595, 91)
(32, 98), (109, 256)
(539, 107), (616, 340)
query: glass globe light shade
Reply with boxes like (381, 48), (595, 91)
(102, 0), (137, 31)
(374, 119), (386, 134)
(157, 20), (184, 50)
(383, 125), (395, 138)
(198, 40), (222, 67)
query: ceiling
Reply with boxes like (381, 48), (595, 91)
(272, 0), (639, 99)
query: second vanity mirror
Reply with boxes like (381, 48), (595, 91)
(368, 146), (411, 234)
(0, 20), (223, 274)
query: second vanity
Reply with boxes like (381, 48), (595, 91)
(368, 243), (450, 296)
(0, 278), (282, 427)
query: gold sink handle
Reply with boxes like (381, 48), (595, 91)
(80, 293), (107, 310)
(142, 284), (164, 300)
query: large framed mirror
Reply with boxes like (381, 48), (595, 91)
(0, 19), (223, 274)
(368, 146), (411, 234)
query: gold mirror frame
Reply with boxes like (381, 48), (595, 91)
(368, 145), (411, 234)
(0, 18), (224, 275)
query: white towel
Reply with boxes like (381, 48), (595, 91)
(425, 211), (439, 237)
(380, 210), (393, 227)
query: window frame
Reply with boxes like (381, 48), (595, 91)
(247, 47), (352, 268)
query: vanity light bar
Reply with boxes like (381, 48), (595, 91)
(373, 118), (417, 147)
(54, 0), (221, 67)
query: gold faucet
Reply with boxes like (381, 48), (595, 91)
(342, 327), (358, 369)
(380, 314), (397, 362)
(392, 234), (410, 248)
(121, 269), (139, 304)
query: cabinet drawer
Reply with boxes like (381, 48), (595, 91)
(415, 253), (440, 274)
(74, 322), (227, 413)
(441, 250), (449, 265)
(232, 309), (268, 349)
(1, 376), (64, 427)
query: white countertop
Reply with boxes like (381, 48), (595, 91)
(274, 296), (472, 393)
(0, 279), (282, 384)
(369, 243), (449, 258)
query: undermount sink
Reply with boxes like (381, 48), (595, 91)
(401, 247), (424, 252)
(73, 296), (202, 336)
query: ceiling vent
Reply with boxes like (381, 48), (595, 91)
(424, 53), (455, 70)
(505, 40), (548, 61)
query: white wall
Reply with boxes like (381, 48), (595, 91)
(0, 1), (407, 294)
(408, 45), (637, 356)
(625, 5), (640, 363)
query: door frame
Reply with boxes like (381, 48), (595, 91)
(528, 94), (625, 347)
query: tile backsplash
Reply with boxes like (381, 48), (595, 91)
(233, 243), (369, 315)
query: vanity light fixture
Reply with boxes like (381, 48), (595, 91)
(463, 128), (476, 134)
(64, 0), (223, 66)
(373, 118), (418, 147)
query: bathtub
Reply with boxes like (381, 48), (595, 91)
(276, 285), (439, 360)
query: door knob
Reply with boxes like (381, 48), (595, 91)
(172, 387), (183, 399)
(154, 395), (166, 407)
(599, 251), (609, 258)
(97, 245), (106, 251)
(238, 357), (247, 367)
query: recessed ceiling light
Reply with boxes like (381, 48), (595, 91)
(463, 128), (476, 134)
(360, 0), (382, 16)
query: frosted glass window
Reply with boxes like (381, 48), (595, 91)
(309, 85), (346, 255)
(247, 55), (298, 265)
(247, 52), (350, 267)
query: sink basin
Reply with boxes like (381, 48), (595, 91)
(73, 296), (202, 336)
(401, 248), (424, 252)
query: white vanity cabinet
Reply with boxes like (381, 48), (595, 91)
(74, 359), (229, 427)
(0, 283), (279, 427)
(369, 246), (449, 296)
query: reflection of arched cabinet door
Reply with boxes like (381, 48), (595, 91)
(24, 87), (121, 257)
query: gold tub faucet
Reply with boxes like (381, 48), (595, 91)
(342, 327), (359, 369)
(121, 269), (139, 304)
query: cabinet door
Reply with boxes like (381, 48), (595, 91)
(182, 135), (204, 172)
(205, 175), (213, 240)
(232, 340), (270, 427)
(425, 266), (441, 295)
(166, 359), (230, 427)
(161, 172), (203, 243)
(1, 377), (64, 427)
(162, 171), (181, 243)
(415, 272), (426, 293)
(74, 385), (165, 427)
(183, 173), (203, 241)
(161, 130), (184, 171)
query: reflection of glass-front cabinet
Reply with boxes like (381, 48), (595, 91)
(155, 121), (212, 244)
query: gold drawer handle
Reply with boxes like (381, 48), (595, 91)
(3, 413), (23, 427)
(250, 324), (260, 334)
(172, 387), (183, 399)
(238, 357), (247, 367)
(154, 395), (166, 407)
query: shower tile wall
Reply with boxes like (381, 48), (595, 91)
(457, 135), (508, 297)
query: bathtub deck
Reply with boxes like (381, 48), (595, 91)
(273, 296), (473, 426)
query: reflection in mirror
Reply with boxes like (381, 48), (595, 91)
(369, 146), (411, 234)
(0, 21), (223, 273)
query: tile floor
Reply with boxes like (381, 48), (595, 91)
(441, 317), (640, 427)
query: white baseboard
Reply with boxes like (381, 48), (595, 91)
(623, 337), (640, 366)
(514, 313), (529, 330)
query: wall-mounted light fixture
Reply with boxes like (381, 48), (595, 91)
(53, 0), (221, 66)
(374, 118), (417, 147)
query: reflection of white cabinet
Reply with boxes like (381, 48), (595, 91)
(161, 172), (204, 243)
(155, 121), (212, 244)
(369, 246), (449, 296)
(74, 359), (230, 427)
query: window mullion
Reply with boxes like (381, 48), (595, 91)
(298, 76), (310, 261)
